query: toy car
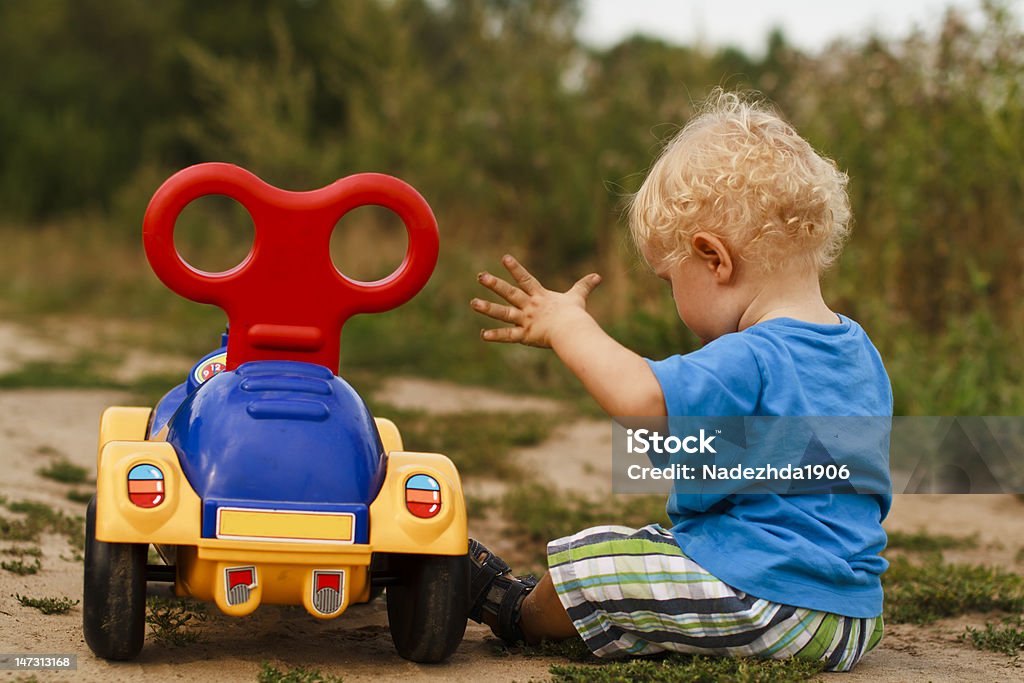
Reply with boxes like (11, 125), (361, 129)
(83, 163), (469, 663)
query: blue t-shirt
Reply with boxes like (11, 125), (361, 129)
(646, 315), (892, 618)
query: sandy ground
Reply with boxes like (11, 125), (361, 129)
(1, 327), (1023, 681)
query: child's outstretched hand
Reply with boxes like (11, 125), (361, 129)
(472, 254), (602, 348)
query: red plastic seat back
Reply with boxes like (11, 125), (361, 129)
(143, 163), (439, 375)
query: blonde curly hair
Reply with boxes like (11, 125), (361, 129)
(629, 89), (851, 273)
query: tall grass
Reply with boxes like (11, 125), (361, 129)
(0, 2), (1022, 414)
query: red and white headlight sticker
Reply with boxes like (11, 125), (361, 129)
(127, 464), (164, 508)
(405, 474), (441, 518)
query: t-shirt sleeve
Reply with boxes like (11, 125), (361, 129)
(646, 333), (763, 417)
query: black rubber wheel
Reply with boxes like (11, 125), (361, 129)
(386, 553), (469, 663)
(83, 496), (147, 660)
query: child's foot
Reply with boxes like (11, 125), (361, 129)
(467, 538), (537, 644)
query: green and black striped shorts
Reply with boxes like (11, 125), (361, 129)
(547, 524), (883, 672)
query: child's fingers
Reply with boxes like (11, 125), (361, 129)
(477, 270), (526, 305)
(470, 298), (522, 325)
(480, 326), (525, 344)
(569, 273), (602, 299)
(501, 254), (543, 294)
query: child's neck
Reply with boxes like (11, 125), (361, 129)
(736, 268), (838, 331)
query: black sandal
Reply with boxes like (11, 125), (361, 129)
(468, 538), (537, 644)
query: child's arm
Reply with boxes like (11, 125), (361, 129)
(472, 255), (666, 417)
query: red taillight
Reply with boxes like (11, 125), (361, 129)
(405, 474), (441, 518)
(225, 566), (257, 606)
(127, 464), (164, 508)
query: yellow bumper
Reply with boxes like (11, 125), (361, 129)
(95, 410), (468, 619)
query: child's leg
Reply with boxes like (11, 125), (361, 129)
(476, 573), (576, 644)
(470, 528), (882, 671)
(469, 541), (579, 645)
(517, 573), (577, 643)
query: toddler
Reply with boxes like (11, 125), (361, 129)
(467, 90), (890, 672)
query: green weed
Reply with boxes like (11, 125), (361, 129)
(128, 372), (191, 408)
(1, 557), (41, 575)
(961, 615), (1024, 657)
(374, 405), (563, 479)
(37, 459), (89, 485)
(548, 654), (824, 683)
(493, 637), (594, 661)
(0, 516), (36, 542)
(464, 494), (494, 522)
(0, 355), (122, 390)
(66, 489), (93, 504)
(501, 484), (669, 568)
(886, 530), (978, 553)
(145, 596), (209, 646)
(883, 555), (1024, 624)
(1, 545), (42, 557)
(15, 594), (79, 615)
(0, 499), (84, 550)
(257, 662), (344, 683)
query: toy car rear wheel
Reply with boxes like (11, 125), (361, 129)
(83, 496), (148, 660)
(386, 553), (469, 663)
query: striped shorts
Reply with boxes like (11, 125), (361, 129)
(547, 524), (883, 672)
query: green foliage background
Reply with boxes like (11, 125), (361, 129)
(1, 0), (1022, 414)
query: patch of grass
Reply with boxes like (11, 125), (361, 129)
(548, 654), (825, 683)
(0, 355), (122, 389)
(37, 459), (89, 485)
(146, 596), (209, 646)
(883, 555), (1024, 624)
(886, 529), (978, 553)
(961, 615), (1024, 657)
(128, 372), (189, 408)
(464, 494), (494, 522)
(0, 516), (36, 541)
(15, 594), (79, 615)
(1, 545), (42, 557)
(374, 405), (563, 479)
(257, 662), (344, 683)
(501, 483), (669, 567)
(1, 557), (41, 575)
(493, 637), (594, 661)
(0, 499), (85, 550)
(66, 489), (93, 504)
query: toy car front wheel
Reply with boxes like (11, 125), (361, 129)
(386, 553), (469, 663)
(83, 496), (147, 660)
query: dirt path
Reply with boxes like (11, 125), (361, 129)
(0, 325), (1022, 681)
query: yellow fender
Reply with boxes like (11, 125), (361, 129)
(369, 451), (468, 556)
(374, 417), (404, 453)
(94, 440), (202, 544)
(97, 407), (152, 468)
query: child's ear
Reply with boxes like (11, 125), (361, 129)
(691, 232), (734, 284)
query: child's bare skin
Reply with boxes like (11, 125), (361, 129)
(472, 254), (662, 417)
